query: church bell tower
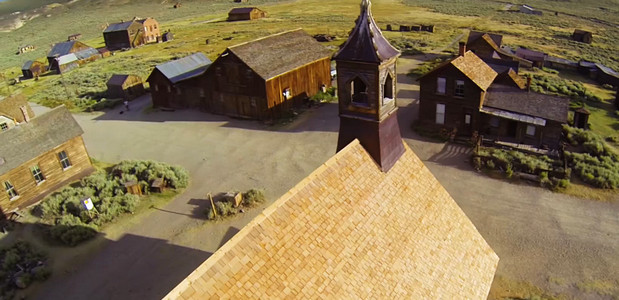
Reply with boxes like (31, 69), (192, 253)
(333, 0), (405, 172)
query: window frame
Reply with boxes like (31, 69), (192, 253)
(4, 181), (18, 200)
(526, 124), (536, 136)
(0, 122), (8, 131)
(454, 80), (465, 97)
(436, 77), (446, 95)
(435, 103), (446, 125)
(464, 114), (471, 125)
(58, 150), (72, 170)
(31, 165), (45, 184)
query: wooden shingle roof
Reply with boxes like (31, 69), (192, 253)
(226, 29), (332, 80)
(165, 140), (499, 299)
(451, 51), (498, 91)
(0, 106), (83, 175)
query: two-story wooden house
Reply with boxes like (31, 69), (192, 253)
(201, 29), (332, 120)
(418, 44), (569, 148)
(103, 18), (160, 50)
(1, 104), (93, 218)
(466, 31), (532, 68)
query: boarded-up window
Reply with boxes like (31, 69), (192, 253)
(437, 77), (446, 94)
(436, 104), (445, 124)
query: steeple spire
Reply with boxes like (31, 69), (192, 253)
(334, 0), (404, 172)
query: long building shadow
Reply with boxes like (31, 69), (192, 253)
(34, 234), (212, 300)
(91, 94), (341, 133)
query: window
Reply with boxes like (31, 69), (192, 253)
(31, 165), (45, 184)
(4, 181), (18, 200)
(176, 87), (182, 95)
(383, 73), (393, 102)
(250, 98), (257, 107)
(167, 85), (172, 93)
(0, 123), (7, 131)
(351, 77), (368, 105)
(526, 124), (536, 136)
(436, 104), (445, 125)
(200, 88), (205, 98)
(282, 88), (291, 100)
(144, 27), (148, 33)
(436, 77), (446, 94)
(464, 114), (471, 125)
(455, 80), (465, 97)
(154, 84), (159, 92)
(58, 151), (71, 169)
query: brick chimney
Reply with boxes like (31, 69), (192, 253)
(459, 42), (466, 56)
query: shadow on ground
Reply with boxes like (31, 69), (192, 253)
(34, 234), (212, 300)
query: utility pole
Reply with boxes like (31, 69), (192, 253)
(56, 57), (71, 99)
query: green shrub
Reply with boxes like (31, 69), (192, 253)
(50, 215), (98, 246)
(215, 201), (236, 216)
(243, 189), (266, 207)
(0, 241), (50, 295)
(505, 164), (514, 178)
(486, 159), (496, 169)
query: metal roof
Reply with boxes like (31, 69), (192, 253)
(22, 60), (34, 70)
(103, 21), (136, 33)
(74, 48), (100, 60)
(48, 41), (77, 58)
(481, 107), (546, 126)
(106, 74), (130, 86)
(57, 53), (78, 65)
(153, 53), (212, 84)
(595, 63), (619, 77)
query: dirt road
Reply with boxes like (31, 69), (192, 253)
(30, 56), (619, 299)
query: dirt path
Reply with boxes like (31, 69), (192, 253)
(28, 56), (619, 299)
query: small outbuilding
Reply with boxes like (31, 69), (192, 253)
(67, 33), (82, 41)
(572, 29), (592, 44)
(106, 74), (145, 101)
(228, 7), (266, 21)
(519, 4), (543, 15)
(573, 107), (590, 129)
(162, 31), (174, 42)
(21, 61), (46, 79)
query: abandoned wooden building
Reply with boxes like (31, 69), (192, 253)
(17, 45), (35, 55)
(103, 18), (160, 50)
(0, 104), (93, 218)
(418, 48), (568, 148)
(21, 61), (46, 79)
(147, 53), (212, 108)
(515, 47), (547, 68)
(466, 31), (532, 68)
(165, 2), (498, 298)
(201, 29), (332, 120)
(519, 4), (543, 15)
(106, 74), (145, 101)
(46, 41), (101, 74)
(572, 29), (593, 44)
(162, 31), (174, 42)
(227, 7), (267, 21)
(67, 33), (82, 41)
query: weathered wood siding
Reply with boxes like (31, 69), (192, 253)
(141, 19), (160, 44)
(149, 71), (204, 109)
(104, 22), (143, 50)
(0, 136), (93, 214)
(47, 42), (91, 72)
(203, 52), (267, 118)
(264, 57), (331, 119)
(419, 64), (484, 134)
(107, 75), (145, 100)
(0, 95), (35, 122)
(479, 115), (563, 148)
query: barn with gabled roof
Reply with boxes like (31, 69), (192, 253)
(202, 29), (332, 120)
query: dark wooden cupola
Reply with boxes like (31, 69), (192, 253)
(333, 0), (404, 172)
